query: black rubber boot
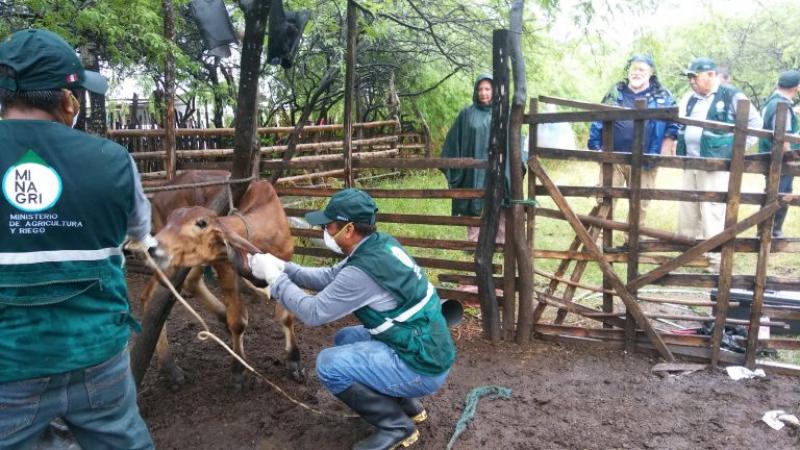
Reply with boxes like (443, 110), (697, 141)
(397, 398), (427, 424)
(335, 382), (419, 450)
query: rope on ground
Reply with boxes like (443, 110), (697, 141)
(142, 251), (358, 419)
(142, 175), (256, 194)
(446, 385), (512, 450)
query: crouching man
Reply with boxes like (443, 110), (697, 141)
(248, 189), (455, 450)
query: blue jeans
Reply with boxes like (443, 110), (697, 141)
(0, 350), (154, 450)
(316, 325), (449, 396)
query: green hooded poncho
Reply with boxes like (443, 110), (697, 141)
(441, 74), (494, 217)
(441, 74), (519, 217)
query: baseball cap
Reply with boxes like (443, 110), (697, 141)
(305, 188), (378, 226)
(628, 54), (655, 68)
(0, 29), (108, 94)
(684, 57), (717, 76)
(778, 70), (800, 89)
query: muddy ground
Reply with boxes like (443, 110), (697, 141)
(128, 273), (800, 450)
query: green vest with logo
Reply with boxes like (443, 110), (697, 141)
(0, 120), (136, 382)
(345, 233), (456, 376)
(759, 91), (800, 153)
(677, 84), (739, 159)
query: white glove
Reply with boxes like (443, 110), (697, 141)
(125, 234), (159, 253)
(247, 253), (285, 285)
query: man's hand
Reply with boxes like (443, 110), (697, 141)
(247, 253), (285, 285)
(124, 234), (159, 253)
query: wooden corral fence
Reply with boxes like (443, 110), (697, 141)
(108, 120), (429, 188)
(123, 22), (800, 382)
(514, 94), (800, 375)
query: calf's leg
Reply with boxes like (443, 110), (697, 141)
(214, 262), (249, 390)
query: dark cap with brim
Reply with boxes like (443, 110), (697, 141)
(304, 188), (378, 226)
(683, 57), (717, 76)
(0, 28), (108, 94)
(628, 54), (655, 68)
(778, 70), (800, 88)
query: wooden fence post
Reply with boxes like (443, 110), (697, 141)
(510, 103), (534, 344)
(475, 29), (510, 342)
(507, 1), (533, 344)
(746, 101), (788, 368)
(528, 99), (541, 327)
(502, 209), (517, 340)
(710, 99), (749, 367)
(601, 121), (615, 324)
(624, 99), (646, 350)
(342, 0), (357, 188)
(162, 0), (177, 180)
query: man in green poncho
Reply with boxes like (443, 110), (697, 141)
(440, 74), (507, 242)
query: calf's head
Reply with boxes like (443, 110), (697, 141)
(153, 206), (261, 271)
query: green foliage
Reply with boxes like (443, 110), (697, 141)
(631, 0), (800, 109)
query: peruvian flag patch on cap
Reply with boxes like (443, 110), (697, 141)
(66, 73), (78, 83)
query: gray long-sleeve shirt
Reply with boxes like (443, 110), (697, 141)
(125, 153), (152, 241)
(271, 239), (398, 326)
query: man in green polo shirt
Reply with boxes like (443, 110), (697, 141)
(0, 29), (154, 448)
(759, 70), (800, 238)
(676, 57), (762, 272)
(249, 189), (456, 450)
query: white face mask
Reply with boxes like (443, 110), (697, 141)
(323, 228), (344, 254)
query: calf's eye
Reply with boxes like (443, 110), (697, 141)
(196, 219), (208, 229)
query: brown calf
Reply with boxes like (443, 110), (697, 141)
(142, 172), (301, 388)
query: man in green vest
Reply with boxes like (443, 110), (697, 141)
(248, 189), (456, 450)
(676, 57), (762, 272)
(759, 70), (800, 238)
(0, 29), (155, 448)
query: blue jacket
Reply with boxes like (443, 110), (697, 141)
(587, 79), (678, 166)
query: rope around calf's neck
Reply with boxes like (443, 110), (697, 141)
(142, 251), (358, 419)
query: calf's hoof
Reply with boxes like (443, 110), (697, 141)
(287, 361), (306, 384)
(162, 363), (189, 389)
(231, 372), (245, 391)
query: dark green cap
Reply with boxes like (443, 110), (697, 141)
(305, 188), (378, 226)
(778, 70), (800, 88)
(628, 54), (655, 68)
(684, 57), (716, 75)
(0, 29), (107, 94)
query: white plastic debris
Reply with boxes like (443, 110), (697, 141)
(725, 366), (766, 380)
(762, 410), (800, 431)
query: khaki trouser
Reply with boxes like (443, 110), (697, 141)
(678, 169), (729, 266)
(596, 165), (658, 243)
(611, 164), (658, 228)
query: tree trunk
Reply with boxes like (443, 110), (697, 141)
(230, 0), (271, 199)
(131, 0), (271, 387)
(475, 30), (510, 343)
(80, 44), (107, 136)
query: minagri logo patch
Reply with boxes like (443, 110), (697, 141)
(2, 150), (63, 212)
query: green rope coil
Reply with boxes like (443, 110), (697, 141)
(446, 385), (513, 450)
